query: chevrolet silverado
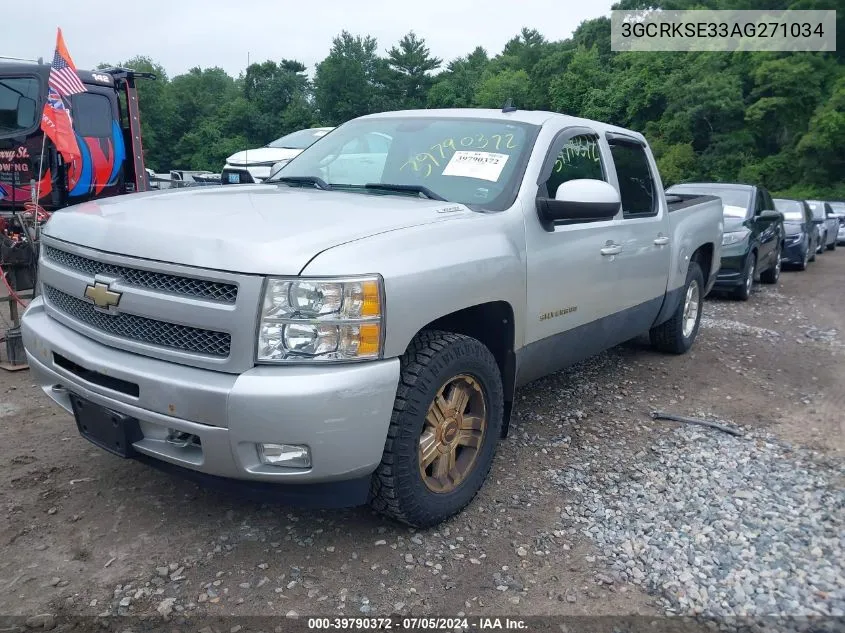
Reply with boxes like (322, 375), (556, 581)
(22, 108), (723, 527)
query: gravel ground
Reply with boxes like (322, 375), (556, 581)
(0, 250), (843, 628)
(553, 425), (844, 619)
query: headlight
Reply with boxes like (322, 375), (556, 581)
(257, 276), (383, 362)
(722, 229), (750, 246)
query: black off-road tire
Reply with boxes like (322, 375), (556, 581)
(369, 331), (504, 528)
(650, 261), (704, 355)
(760, 243), (782, 284)
(826, 239), (836, 251)
(732, 252), (756, 301)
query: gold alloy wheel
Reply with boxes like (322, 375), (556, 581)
(419, 374), (487, 493)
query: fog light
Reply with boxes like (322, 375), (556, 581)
(258, 443), (311, 468)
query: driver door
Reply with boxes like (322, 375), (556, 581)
(521, 128), (629, 383)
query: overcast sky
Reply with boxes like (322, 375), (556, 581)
(5, 0), (614, 78)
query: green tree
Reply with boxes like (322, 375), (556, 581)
(98, 1), (844, 199)
(385, 32), (442, 109)
(242, 59), (312, 144)
(474, 69), (532, 109)
(428, 47), (489, 108)
(314, 31), (383, 124)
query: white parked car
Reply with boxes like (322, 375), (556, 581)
(221, 127), (333, 185)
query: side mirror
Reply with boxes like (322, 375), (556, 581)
(757, 210), (783, 222)
(17, 96), (36, 128)
(268, 159), (290, 180)
(537, 179), (621, 227)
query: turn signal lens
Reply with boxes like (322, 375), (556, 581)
(361, 280), (381, 317)
(358, 323), (381, 356)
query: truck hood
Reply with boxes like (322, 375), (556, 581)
(43, 184), (474, 275)
(225, 147), (301, 166)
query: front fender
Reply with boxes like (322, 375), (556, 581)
(300, 209), (527, 358)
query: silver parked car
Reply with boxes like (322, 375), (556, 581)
(827, 201), (845, 244)
(807, 200), (838, 252)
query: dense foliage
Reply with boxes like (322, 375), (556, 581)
(103, 0), (844, 198)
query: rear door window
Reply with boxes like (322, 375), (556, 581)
(608, 140), (658, 218)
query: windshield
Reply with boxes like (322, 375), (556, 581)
(668, 185), (751, 218)
(774, 199), (804, 221)
(267, 128), (332, 149)
(270, 117), (539, 211)
(0, 76), (40, 137)
(807, 201), (827, 220)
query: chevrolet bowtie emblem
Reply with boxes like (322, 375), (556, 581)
(84, 281), (121, 311)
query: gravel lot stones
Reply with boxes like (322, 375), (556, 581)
(701, 317), (781, 341)
(2, 253), (844, 621)
(552, 425), (845, 619)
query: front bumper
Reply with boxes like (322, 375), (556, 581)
(781, 238), (806, 264)
(712, 251), (749, 289)
(22, 299), (400, 500)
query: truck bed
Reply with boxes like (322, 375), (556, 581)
(666, 193), (722, 213)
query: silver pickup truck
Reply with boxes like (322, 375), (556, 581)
(21, 108), (723, 527)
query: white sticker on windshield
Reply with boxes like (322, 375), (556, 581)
(442, 151), (509, 182)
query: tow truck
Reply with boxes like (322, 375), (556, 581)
(0, 57), (154, 367)
(0, 58), (153, 213)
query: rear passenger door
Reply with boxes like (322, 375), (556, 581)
(605, 135), (672, 334)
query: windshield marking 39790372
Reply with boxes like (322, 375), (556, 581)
(268, 117), (540, 211)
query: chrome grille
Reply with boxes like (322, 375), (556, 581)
(44, 246), (238, 303)
(44, 285), (231, 357)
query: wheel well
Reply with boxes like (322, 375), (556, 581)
(690, 243), (714, 283)
(421, 301), (516, 437)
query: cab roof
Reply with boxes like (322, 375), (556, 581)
(0, 61), (114, 87)
(358, 108), (646, 142)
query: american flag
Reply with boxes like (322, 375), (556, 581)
(47, 28), (87, 98)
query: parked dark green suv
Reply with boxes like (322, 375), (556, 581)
(666, 183), (784, 301)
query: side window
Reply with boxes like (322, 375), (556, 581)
(69, 92), (113, 138)
(608, 141), (657, 217)
(0, 76), (40, 136)
(760, 189), (774, 211)
(542, 134), (604, 198)
(753, 190), (764, 216)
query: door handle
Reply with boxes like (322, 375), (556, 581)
(654, 236), (670, 246)
(600, 244), (623, 256)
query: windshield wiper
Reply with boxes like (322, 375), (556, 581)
(363, 183), (446, 201)
(274, 176), (331, 191)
